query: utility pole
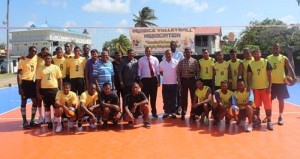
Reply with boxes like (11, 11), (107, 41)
(6, 0), (10, 73)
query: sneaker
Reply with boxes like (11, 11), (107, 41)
(267, 122), (274, 131)
(238, 120), (245, 128)
(56, 124), (62, 132)
(37, 116), (44, 124)
(30, 121), (41, 128)
(162, 114), (169, 119)
(245, 124), (253, 132)
(253, 119), (261, 128)
(143, 121), (151, 128)
(68, 120), (74, 128)
(77, 126), (83, 131)
(213, 120), (218, 126)
(90, 123), (97, 129)
(47, 122), (53, 129)
(262, 117), (268, 123)
(152, 114), (158, 118)
(204, 118), (209, 126)
(128, 121), (134, 127)
(23, 121), (31, 129)
(171, 113), (177, 119)
(278, 117), (284, 125)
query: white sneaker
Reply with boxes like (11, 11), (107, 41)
(68, 120), (74, 128)
(56, 125), (62, 132)
(90, 123), (97, 129)
(77, 126), (83, 131)
(53, 117), (58, 123)
(37, 116), (44, 124)
(246, 124), (253, 132)
(238, 120), (245, 128)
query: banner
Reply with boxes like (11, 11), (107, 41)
(130, 27), (195, 55)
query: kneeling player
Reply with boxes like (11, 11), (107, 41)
(191, 79), (212, 125)
(232, 79), (254, 132)
(99, 82), (122, 129)
(124, 83), (151, 128)
(212, 81), (233, 126)
(77, 84), (100, 131)
(54, 82), (78, 133)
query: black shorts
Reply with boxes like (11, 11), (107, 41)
(202, 79), (213, 89)
(70, 78), (85, 95)
(271, 84), (289, 100)
(63, 75), (70, 83)
(40, 88), (58, 108)
(193, 103), (211, 115)
(128, 106), (142, 118)
(101, 106), (120, 118)
(21, 80), (36, 99)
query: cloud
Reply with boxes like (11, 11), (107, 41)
(216, 6), (226, 13)
(24, 21), (35, 27)
(119, 19), (128, 26)
(116, 19), (128, 34)
(38, 0), (68, 8)
(82, 0), (130, 13)
(280, 15), (296, 24)
(247, 12), (258, 19)
(64, 21), (77, 27)
(161, 0), (208, 12)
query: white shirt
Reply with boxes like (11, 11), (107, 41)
(159, 58), (178, 84)
(162, 50), (184, 61)
(138, 55), (160, 78)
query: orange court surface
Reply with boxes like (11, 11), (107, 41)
(0, 87), (300, 159)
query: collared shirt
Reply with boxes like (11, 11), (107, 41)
(177, 57), (200, 80)
(85, 58), (99, 84)
(159, 58), (178, 84)
(118, 58), (138, 86)
(138, 55), (160, 79)
(93, 60), (114, 89)
(162, 50), (184, 61)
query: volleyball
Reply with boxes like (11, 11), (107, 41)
(229, 105), (239, 117)
(284, 76), (297, 86)
(66, 107), (76, 118)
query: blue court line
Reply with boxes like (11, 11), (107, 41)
(285, 83), (300, 106)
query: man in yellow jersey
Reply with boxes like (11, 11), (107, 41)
(238, 48), (253, 88)
(52, 47), (67, 83)
(213, 51), (232, 90)
(247, 50), (273, 130)
(199, 49), (215, 89)
(191, 79), (212, 125)
(228, 49), (241, 91)
(266, 43), (296, 125)
(36, 53), (62, 129)
(66, 46), (86, 95)
(232, 79), (254, 132)
(54, 82), (78, 133)
(212, 81), (233, 126)
(77, 84), (100, 131)
(17, 46), (40, 129)
(64, 43), (74, 82)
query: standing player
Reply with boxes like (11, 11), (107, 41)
(124, 83), (151, 128)
(82, 44), (90, 59)
(66, 46), (86, 95)
(232, 79), (254, 132)
(191, 79), (212, 125)
(64, 42), (74, 82)
(266, 43), (296, 125)
(53, 47), (67, 83)
(238, 48), (253, 88)
(213, 51), (232, 90)
(247, 50), (273, 130)
(85, 49), (99, 87)
(212, 81), (233, 126)
(199, 49), (215, 89)
(36, 53), (62, 129)
(228, 49), (241, 91)
(99, 82), (121, 129)
(77, 84), (100, 131)
(17, 46), (40, 128)
(54, 82), (78, 133)
(112, 51), (122, 98)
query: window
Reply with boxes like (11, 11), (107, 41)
(53, 41), (59, 46)
(195, 36), (208, 47)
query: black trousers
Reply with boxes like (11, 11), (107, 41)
(70, 78), (85, 95)
(180, 78), (196, 116)
(141, 77), (158, 115)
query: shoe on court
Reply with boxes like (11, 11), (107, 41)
(238, 120), (245, 128)
(162, 114), (169, 119)
(68, 120), (74, 128)
(47, 122), (53, 129)
(171, 113), (177, 119)
(30, 121), (41, 128)
(245, 124), (253, 132)
(128, 121), (134, 127)
(278, 117), (284, 125)
(56, 125), (62, 132)
(204, 118), (209, 126)
(37, 116), (44, 124)
(262, 117), (268, 123)
(90, 123), (97, 129)
(253, 119), (261, 127)
(143, 121), (151, 128)
(77, 126), (83, 131)
(23, 121), (31, 129)
(267, 122), (274, 131)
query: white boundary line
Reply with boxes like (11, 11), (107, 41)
(284, 101), (300, 107)
(0, 102), (32, 116)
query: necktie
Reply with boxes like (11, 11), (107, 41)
(148, 57), (154, 77)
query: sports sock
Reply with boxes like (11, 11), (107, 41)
(30, 106), (37, 122)
(21, 107), (27, 123)
(56, 117), (61, 125)
(45, 111), (51, 123)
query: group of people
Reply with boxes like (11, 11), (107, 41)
(17, 41), (297, 133)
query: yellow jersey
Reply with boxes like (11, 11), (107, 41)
(267, 54), (287, 84)
(242, 58), (254, 88)
(37, 56), (45, 68)
(36, 64), (62, 88)
(66, 57), (86, 78)
(215, 89), (233, 108)
(232, 89), (254, 109)
(55, 90), (78, 108)
(80, 91), (98, 108)
(213, 61), (229, 86)
(64, 53), (74, 59)
(18, 57), (37, 81)
(248, 58), (270, 89)
(229, 59), (241, 90)
(195, 86), (210, 101)
(199, 57), (215, 80)
(52, 56), (67, 78)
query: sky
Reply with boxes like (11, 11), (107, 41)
(1, 0), (300, 48)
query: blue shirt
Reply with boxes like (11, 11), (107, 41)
(93, 60), (114, 89)
(85, 58), (99, 84)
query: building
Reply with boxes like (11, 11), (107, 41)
(194, 26), (222, 54)
(11, 24), (92, 56)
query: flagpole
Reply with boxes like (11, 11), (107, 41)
(6, 0), (10, 73)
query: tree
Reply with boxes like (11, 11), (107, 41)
(103, 34), (132, 55)
(133, 7), (158, 27)
(0, 42), (5, 50)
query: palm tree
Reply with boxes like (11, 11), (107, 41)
(133, 7), (158, 27)
(103, 34), (132, 55)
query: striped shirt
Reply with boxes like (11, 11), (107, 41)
(177, 57), (200, 80)
(93, 60), (114, 89)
